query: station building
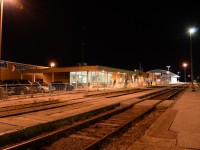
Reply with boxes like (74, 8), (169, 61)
(0, 60), (144, 89)
(146, 69), (180, 84)
(1, 60), (180, 88)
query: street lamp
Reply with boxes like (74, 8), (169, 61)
(177, 71), (180, 82)
(183, 63), (187, 83)
(188, 27), (197, 91)
(50, 62), (55, 68)
(50, 62), (55, 82)
(166, 66), (170, 83)
(166, 65), (170, 71)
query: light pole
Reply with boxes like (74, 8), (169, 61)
(188, 27), (197, 91)
(50, 62), (55, 82)
(166, 66), (170, 83)
(183, 63), (187, 83)
(177, 71), (180, 82)
(0, 0), (3, 60)
(0, 0), (3, 80)
(166, 65), (170, 71)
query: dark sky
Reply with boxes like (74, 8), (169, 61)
(2, 0), (200, 81)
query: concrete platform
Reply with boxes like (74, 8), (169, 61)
(128, 87), (200, 150)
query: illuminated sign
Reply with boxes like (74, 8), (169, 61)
(14, 64), (36, 71)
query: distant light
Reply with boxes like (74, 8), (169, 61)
(50, 62), (55, 68)
(183, 63), (187, 67)
(189, 27), (197, 34)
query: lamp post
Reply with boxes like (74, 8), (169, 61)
(188, 27), (197, 91)
(50, 62), (55, 82)
(166, 65), (170, 71)
(177, 71), (180, 82)
(166, 66), (170, 83)
(183, 63), (187, 83)
(0, 0), (3, 60)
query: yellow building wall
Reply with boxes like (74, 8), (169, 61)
(43, 72), (70, 83)
(0, 63), (22, 80)
(0, 61), (47, 81)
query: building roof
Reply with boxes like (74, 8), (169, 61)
(21, 65), (139, 75)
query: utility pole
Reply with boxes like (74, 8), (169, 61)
(81, 26), (86, 66)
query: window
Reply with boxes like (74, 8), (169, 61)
(0, 61), (8, 69)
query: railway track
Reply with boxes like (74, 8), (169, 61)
(140, 85), (186, 100)
(1, 85), (187, 150)
(84, 88), (149, 98)
(0, 88), (149, 118)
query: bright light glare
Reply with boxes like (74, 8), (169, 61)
(183, 63), (187, 67)
(189, 27), (197, 34)
(50, 62), (55, 68)
(5, 0), (24, 10)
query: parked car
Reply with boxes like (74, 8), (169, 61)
(51, 81), (74, 91)
(33, 82), (56, 93)
(0, 80), (8, 99)
(3, 79), (33, 95)
(0, 80), (6, 89)
(66, 83), (74, 91)
(0, 80), (5, 86)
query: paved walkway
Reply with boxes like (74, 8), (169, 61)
(171, 87), (200, 149)
(129, 87), (200, 150)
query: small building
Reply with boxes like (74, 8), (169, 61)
(21, 65), (141, 89)
(146, 69), (180, 85)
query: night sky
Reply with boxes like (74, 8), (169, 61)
(2, 1), (200, 81)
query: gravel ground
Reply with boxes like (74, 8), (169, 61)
(101, 110), (163, 150)
(41, 108), (163, 150)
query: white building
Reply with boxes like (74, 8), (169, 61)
(146, 69), (180, 85)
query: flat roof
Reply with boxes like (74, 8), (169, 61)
(21, 65), (138, 74)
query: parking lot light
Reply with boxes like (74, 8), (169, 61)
(50, 62), (55, 82)
(50, 62), (55, 68)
